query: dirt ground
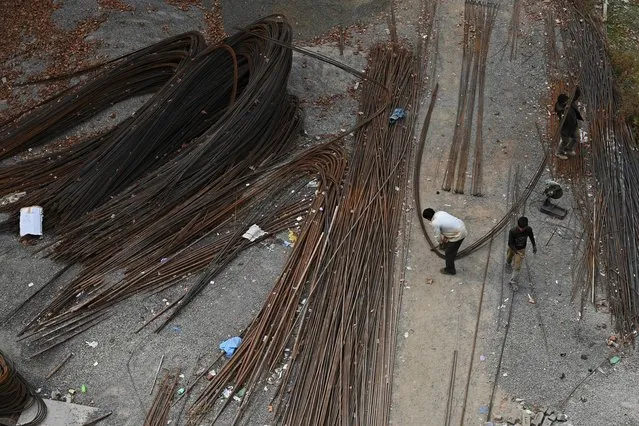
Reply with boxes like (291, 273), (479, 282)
(1, 1), (638, 426)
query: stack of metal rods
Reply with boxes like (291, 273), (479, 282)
(442, 0), (475, 193)
(2, 16), (340, 355)
(558, 3), (639, 334)
(469, 1), (498, 196)
(144, 369), (179, 426)
(442, 0), (498, 195)
(1, 26), (260, 227)
(0, 350), (47, 425)
(0, 33), (204, 198)
(506, 0), (522, 60)
(0, 132), (108, 195)
(186, 42), (417, 426)
(186, 146), (347, 425)
(276, 43), (416, 426)
(0, 32), (205, 160)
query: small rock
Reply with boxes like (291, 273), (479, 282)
(557, 413), (568, 421)
(532, 412), (544, 426)
(580, 354), (588, 360)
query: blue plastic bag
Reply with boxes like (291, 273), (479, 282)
(220, 336), (242, 357)
(389, 108), (407, 124)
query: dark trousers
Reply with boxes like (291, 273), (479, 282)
(444, 239), (464, 272)
(558, 128), (579, 154)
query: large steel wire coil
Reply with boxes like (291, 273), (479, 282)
(0, 351), (46, 426)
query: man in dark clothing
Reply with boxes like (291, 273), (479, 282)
(554, 87), (584, 160)
(506, 216), (537, 290)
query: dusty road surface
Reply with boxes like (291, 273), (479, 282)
(1, 1), (637, 425)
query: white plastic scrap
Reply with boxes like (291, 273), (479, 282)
(222, 386), (233, 399)
(1, 191), (26, 205)
(85, 341), (98, 348)
(19, 206), (43, 237)
(242, 224), (267, 242)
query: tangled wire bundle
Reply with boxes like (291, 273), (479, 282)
(0, 351), (46, 425)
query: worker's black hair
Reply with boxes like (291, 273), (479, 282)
(557, 94), (569, 105)
(517, 216), (528, 228)
(422, 208), (435, 221)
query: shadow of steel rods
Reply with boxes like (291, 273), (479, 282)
(558, 3), (639, 335)
(186, 43), (418, 425)
(442, 0), (498, 195)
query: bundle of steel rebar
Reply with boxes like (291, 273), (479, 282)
(558, 2), (639, 334)
(0, 26), (258, 227)
(144, 369), (179, 426)
(2, 16), (334, 355)
(186, 42), (417, 425)
(442, 0), (498, 195)
(0, 350), (47, 425)
(506, 0), (522, 60)
(0, 32), (205, 161)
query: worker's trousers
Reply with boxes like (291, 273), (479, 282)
(444, 239), (464, 273)
(506, 247), (526, 283)
(557, 128), (579, 155)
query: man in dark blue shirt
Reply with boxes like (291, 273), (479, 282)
(506, 216), (537, 290)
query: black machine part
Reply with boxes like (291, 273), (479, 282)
(540, 180), (567, 219)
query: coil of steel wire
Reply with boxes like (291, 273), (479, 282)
(0, 351), (46, 425)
